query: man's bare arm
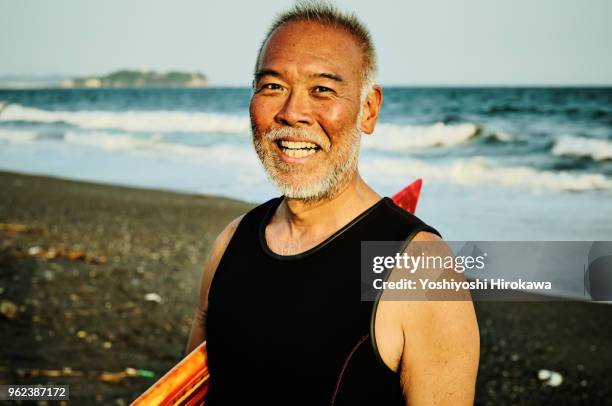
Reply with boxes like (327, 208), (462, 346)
(185, 215), (244, 355)
(398, 232), (480, 405)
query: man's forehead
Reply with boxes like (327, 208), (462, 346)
(258, 20), (363, 80)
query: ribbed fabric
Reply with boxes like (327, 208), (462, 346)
(206, 196), (440, 405)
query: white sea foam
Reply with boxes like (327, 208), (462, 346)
(0, 103), (251, 134)
(0, 129), (38, 143)
(365, 122), (480, 150)
(3, 123), (608, 192)
(362, 157), (612, 192)
(64, 132), (162, 150)
(62, 131), (255, 165)
(552, 135), (612, 161)
(490, 130), (514, 142)
(1, 103), (490, 149)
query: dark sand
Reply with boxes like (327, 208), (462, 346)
(0, 171), (610, 405)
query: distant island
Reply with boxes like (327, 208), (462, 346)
(61, 69), (208, 88)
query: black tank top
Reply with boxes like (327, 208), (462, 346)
(206, 196), (440, 405)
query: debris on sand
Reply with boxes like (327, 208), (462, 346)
(16, 367), (154, 382)
(100, 368), (155, 383)
(24, 245), (107, 264)
(144, 293), (163, 303)
(0, 223), (44, 235)
(17, 367), (84, 378)
(538, 369), (563, 387)
(0, 300), (18, 320)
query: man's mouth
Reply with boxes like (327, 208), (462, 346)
(276, 140), (321, 158)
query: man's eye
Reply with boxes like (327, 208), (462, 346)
(313, 86), (333, 93)
(262, 83), (283, 90)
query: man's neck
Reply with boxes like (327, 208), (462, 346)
(284, 173), (380, 222)
(265, 172), (381, 255)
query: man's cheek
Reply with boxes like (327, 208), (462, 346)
(249, 98), (273, 127)
(317, 104), (353, 132)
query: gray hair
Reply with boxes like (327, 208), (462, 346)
(254, 0), (377, 99)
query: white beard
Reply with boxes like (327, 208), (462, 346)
(252, 126), (361, 202)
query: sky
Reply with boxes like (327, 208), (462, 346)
(1, 0), (611, 86)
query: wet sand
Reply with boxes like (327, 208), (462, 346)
(0, 171), (610, 405)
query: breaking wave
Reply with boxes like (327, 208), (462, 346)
(0, 103), (504, 150)
(0, 103), (250, 134)
(2, 126), (610, 192)
(362, 157), (612, 192)
(552, 135), (612, 161)
(364, 122), (481, 150)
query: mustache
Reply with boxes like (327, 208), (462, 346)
(262, 127), (331, 151)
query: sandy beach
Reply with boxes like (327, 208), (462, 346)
(1, 170), (611, 405)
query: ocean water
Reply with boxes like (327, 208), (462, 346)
(1, 87), (611, 243)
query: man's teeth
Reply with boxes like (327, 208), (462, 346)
(279, 140), (318, 149)
(278, 140), (319, 158)
(283, 148), (317, 158)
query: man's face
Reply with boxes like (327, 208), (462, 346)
(250, 21), (366, 200)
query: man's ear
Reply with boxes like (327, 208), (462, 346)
(359, 85), (383, 134)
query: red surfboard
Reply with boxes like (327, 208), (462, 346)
(131, 179), (424, 406)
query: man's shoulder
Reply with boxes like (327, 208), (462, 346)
(210, 215), (244, 260)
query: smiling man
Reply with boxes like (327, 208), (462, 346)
(186, 2), (479, 405)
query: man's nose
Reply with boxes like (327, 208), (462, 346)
(274, 90), (313, 127)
